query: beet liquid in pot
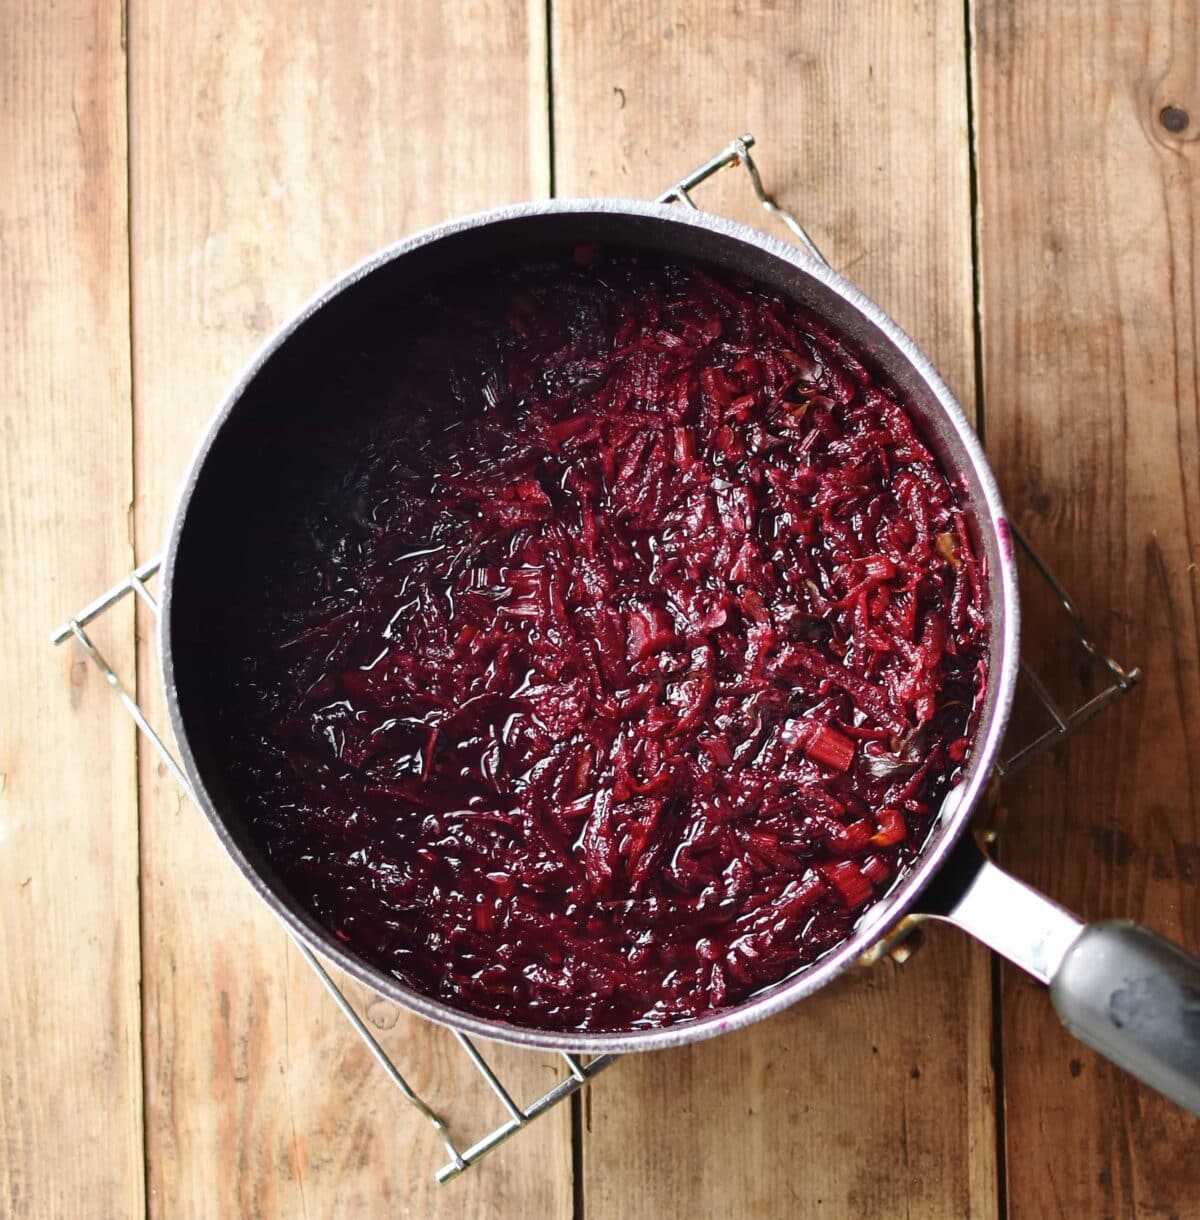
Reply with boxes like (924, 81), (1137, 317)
(219, 246), (987, 1033)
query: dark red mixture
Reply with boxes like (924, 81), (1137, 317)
(225, 246), (987, 1032)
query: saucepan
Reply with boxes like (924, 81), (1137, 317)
(159, 138), (1200, 1113)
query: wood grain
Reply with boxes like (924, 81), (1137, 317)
(552, 3), (998, 1216)
(127, 2), (568, 1215)
(8, 2), (1197, 1214)
(0, 2), (143, 1217)
(974, 1), (1200, 1216)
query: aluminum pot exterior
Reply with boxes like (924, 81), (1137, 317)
(159, 198), (1021, 1054)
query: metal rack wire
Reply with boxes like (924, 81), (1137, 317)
(51, 135), (1142, 1184)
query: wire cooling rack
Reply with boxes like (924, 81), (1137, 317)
(52, 136), (1143, 1183)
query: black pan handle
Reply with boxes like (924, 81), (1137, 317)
(918, 837), (1200, 1114)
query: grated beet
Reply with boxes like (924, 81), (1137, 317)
(223, 246), (988, 1032)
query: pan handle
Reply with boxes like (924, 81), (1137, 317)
(917, 836), (1200, 1115)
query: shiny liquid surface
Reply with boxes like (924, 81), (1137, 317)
(221, 247), (988, 1032)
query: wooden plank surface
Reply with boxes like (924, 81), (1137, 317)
(126, 3), (569, 1216)
(7, 1), (1200, 1215)
(552, 4), (999, 1217)
(0, 2), (144, 1218)
(974, 2), (1200, 1216)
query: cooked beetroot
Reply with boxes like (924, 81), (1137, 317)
(223, 246), (987, 1032)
